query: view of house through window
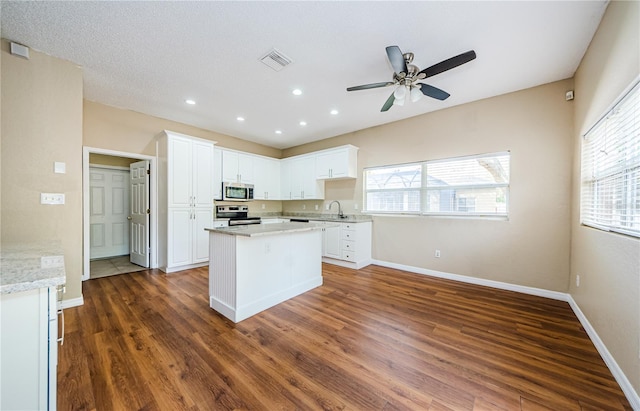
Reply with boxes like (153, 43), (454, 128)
(364, 152), (510, 217)
(581, 79), (640, 238)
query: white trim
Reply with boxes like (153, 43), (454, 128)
(371, 259), (640, 408)
(567, 296), (640, 410)
(59, 296), (84, 309)
(371, 259), (567, 301)
(83, 147), (158, 281)
(88, 164), (130, 171)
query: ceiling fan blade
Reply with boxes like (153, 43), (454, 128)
(346, 82), (394, 92)
(419, 84), (450, 100)
(386, 46), (408, 75)
(381, 92), (395, 112)
(419, 50), (476, 78)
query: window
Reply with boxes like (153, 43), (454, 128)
(364, 152), (510, 217)
(581, 79), (640, 238)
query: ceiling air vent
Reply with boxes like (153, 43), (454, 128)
(259, 48), (292, 72)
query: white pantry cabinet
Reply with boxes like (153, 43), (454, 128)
(253, 155), (281, 200)
(315, 145), (359, 180)
(157, 130), (215, 273)
(221, 149), (255, 184)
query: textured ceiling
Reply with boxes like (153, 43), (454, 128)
(1, 1), (608, 149)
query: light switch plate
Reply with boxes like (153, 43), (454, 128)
(54, 162), (66, 174)
(41, 193), (65, 205)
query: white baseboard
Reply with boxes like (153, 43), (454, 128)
(371, 259), (640, 409)
(371, 259), (568, 301)
(567, 295), (640, 410)
(59, 295), (84, 309)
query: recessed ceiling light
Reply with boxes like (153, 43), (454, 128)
(236, 116), (245, 122)
(292, 89), (302, 96)
(330, 109), (339, 115)
(299, 121), (307, 126)
(275, 130), (283, 134)
(185, 99), (196, 105)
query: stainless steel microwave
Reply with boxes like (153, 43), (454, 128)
(222, 182), (254, 201)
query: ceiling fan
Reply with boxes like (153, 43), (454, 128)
(346, 46), (476, 112)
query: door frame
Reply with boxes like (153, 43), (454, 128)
(82, 146), (158, 281)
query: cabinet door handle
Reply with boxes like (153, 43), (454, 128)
(57, 309), (65, 345)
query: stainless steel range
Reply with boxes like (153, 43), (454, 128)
(215, 205), (261, 226)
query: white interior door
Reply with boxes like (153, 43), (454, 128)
(89, 167), (129, 259)
(130, 160), (150, 267)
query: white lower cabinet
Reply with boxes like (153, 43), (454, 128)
(1, 287), (58, 410)
(322, 223), (342, 259)
(312, 221), (372, 269)
(168, 208), (211, 269)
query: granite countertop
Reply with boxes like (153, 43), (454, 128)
(1, 243), (67, 294)
(260, 213), (373, 223)
(206, 221), (334, 237)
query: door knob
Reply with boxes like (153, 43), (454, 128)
(127, 216), (132, 220)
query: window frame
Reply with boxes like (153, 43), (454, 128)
(580, 77), (640, 239)
(363, 151), (511, 218)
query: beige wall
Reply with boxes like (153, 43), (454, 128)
(84, 100), (281, 158)
(571, 0), (640, 394)
(1, 41), (84, 300)
(89, 153), (139, 168)
(285, 79), (575, 292)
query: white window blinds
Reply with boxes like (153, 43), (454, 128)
(581, 79), (640, 238)
(363, 152), (510, 217)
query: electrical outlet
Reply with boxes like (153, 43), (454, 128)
(576, 275), (580, 287)
(326, 204), (330, 210)
(435, 250), (441, 258)
(302, 204), (306, 210)
(315, 204), (319, 210)
(41, 255), (64, 269)
(354, 203), (358, 210)
(261, 203), (265, 209)
(41, 193), (65, 205)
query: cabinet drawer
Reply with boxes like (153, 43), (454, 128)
(341, 230), (355, 241)
(342, 240), (355, 251)
(342, 223), (356, 230)
(341, 250), (356, 262)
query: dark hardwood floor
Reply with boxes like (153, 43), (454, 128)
(58, 264), (631, 410)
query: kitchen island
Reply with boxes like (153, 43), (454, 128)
(206, 222), (327, 322)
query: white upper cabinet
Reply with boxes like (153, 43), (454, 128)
(253, 155), (281, 200)
(217, 144), (357, 201)
(280, 158), (292, 200)
(167, 133), (214, 208)
(290, 155), (324, 200)
(315, 145), (358, 180)
(213, 147), (222, 200)
(222, 150), (254, 184)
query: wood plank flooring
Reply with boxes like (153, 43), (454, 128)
(58, 264), (632, 410)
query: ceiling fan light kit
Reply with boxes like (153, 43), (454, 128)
(346, 45), (476, 112)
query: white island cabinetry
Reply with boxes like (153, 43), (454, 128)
(207, 223), (324, 322)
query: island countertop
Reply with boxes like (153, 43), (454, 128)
(206, 221), (334, 237)
(1, 243), (67, 294)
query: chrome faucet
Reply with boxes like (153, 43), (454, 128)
(328, 200), (344, 218)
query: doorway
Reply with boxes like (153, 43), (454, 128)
(82, 147), (158, 281)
